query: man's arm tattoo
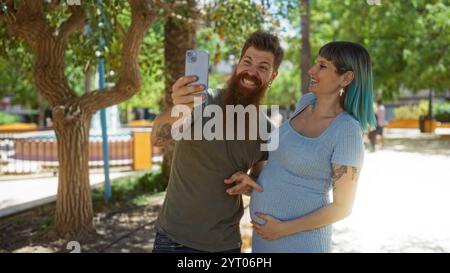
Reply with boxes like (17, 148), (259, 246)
(154, 123), (173, 145)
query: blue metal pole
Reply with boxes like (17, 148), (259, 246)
(97, 0), (111, 201)
(98, 57), (111, 201)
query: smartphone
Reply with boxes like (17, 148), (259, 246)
(185, 50), (209, 102)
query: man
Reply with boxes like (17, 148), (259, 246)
(375, 99), (386, 147)
(369, 99), (386, 151)
(151, 31), (284, 253)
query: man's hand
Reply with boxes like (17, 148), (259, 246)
(151, 76), (206, 147)
(171, 76), (206, 109)
(224, 171), (264, 195)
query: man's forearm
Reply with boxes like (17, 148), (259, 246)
(249, 160), (267, 180)
(243, 160), (267, 196)
(151, 107), (178, 147)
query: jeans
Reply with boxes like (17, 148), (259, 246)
(152, 232), (241, 253)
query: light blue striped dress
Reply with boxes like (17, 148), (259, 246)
(250, 93), (364, 253)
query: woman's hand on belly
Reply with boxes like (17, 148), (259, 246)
(224, 171), (264, 195)
(252, 212), (288, 241)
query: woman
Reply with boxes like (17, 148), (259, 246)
(225, 41), (376, 252)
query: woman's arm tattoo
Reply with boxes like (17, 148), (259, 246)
(332, 165), (347, 181)
(352, 167), (359, 181)
(331, 165), (360, 191)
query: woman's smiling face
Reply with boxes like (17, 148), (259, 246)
(308, 56), (349, 95)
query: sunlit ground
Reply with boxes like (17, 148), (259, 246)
(241, 129), (450, 253)
(332, 147), (450, 252)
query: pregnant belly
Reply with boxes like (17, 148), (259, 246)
(250, 167), (329, 224)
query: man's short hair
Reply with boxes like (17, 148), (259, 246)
(240, 31), (284, 71)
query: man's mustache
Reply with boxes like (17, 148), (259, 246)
(237, 72), (262, 89)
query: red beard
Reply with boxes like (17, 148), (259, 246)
(222, 71), (269, 107)
(221, 71), (270, 139)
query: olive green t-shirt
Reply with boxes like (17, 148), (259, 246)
(156, 89), (269, 252)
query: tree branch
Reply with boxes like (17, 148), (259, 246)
(153, 0), (195, 21)
(1, 0), (50, 50)
(0, 0), (76, 106)
(47, 0), (63, 12)
(59, 6), (87, 40)
(80, 0), (157, 115)
(154, 0), (177, 18)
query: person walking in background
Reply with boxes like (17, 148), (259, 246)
(375, 99), (386, 147)
(369, 99), (386, 151)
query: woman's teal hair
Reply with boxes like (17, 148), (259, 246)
(319, 41), (376, 130)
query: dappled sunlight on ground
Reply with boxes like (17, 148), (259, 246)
(333, 148), (450, 252)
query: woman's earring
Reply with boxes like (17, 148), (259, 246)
(268, 81), (273, 89)
(339, 88), (345, 97)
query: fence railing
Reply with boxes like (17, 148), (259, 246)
(0, 129), (155, 176)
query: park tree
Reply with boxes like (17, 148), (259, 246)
(161, 0), (197, 179)
(299, 0), (310, 95)
(0, 55), (38, 108)
(310, 0), (449, 117)
(0, 0), (160, 239)
(266, 0), (448, 110)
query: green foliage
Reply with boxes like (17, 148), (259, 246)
(201, 0), (275, 63)
(0, 112), (21, 125)
(0, 39), (37, 107)
(394, 101), (429, 120)
(394, 100), (450, 122)
(199, 0), (288, 105)
(270, 0), (449, 103)
(1, 1), (166, 111)
(264, 61), (300, 108)
(120, 21), (165, 111)
(2, 1), (447, 112)
(208, 73), (229, 91)
(433, 101), (450, 122)
(92, 170), (167, 209)
(309, 0), (450, 99)
(196, 28), (232, 67)
(63, 1), (142, 96)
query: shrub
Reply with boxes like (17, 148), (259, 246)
(0, 112), (21, 125)
(433, 101), (450, 122)
(394, 100), (428, 120)
(92, 170), (167, 209)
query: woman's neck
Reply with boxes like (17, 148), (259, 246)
(312, 93), (344, 118)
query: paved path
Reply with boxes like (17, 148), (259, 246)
(331, 148), (450, 252)
(0, 171), (138, 218)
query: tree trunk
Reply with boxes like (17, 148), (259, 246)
(1, 0), (156, 240)
(428, 89), (433, 120)
(84, 64), (93, 94)
(162, 1), (197, 179)
(53, 112), (95, 239)
(300, 0), (311, 95)
(37, 94), (46, 128)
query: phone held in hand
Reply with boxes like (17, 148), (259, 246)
(185, 49), (209, 103)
